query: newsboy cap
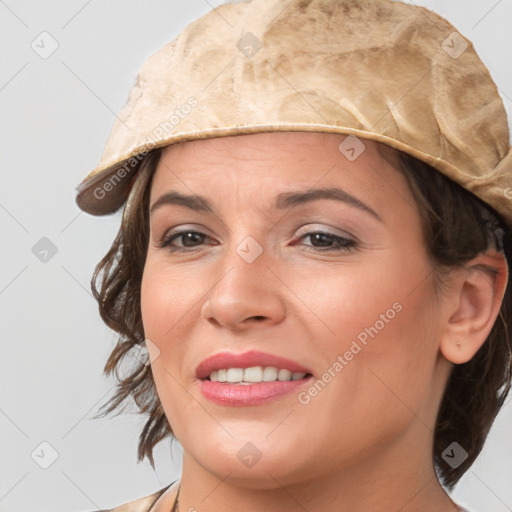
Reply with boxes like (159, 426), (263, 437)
(75, 0), (512, 227)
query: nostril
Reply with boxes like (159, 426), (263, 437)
(251, 316), (266, 321)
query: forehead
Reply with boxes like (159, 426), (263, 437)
(158, 131), (388, 162)
(153, 131), (393, 179)
(149, 132), (411, 215)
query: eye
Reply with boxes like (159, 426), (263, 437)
(295, 230), (358, 253)
(158, 229), (212, 252)
(157, 227), (357, 254)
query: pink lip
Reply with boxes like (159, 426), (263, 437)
(195, 350), (312, 379)
(200, 379), (313, 406)
(196, 350), (313, 407)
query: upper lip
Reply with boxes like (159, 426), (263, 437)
(195, 350), (313, 379)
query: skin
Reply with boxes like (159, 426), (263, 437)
(140, 132), (507, 512)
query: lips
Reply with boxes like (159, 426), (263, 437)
(196, 350), (312, 379)
(196, 350), (313, 406)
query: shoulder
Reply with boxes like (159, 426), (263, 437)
(93, 484), (172, 512)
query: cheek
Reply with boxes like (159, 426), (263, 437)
(288, 248), (435, 351)
(139, 262), (210, 435)
(291, 250), (441, 413)
(140, 261), (200, 342)
(288, 276), (441, 466)
(140, 263), (192, 396)
(140, 262), (198, 437)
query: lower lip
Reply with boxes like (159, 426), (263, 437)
(200, 378), (312, 406)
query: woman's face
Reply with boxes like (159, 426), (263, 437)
(141, 132), (453, 487)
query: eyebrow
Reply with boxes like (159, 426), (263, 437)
(150, 187), (382, 222)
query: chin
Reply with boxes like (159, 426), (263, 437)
(192, 450), (311, 491)
(179, 424), (318, 490)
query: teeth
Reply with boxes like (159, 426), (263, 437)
(227, 368), (244, 383)
(244, 366), (263, 382)
(262, 366), (278, 381)
(278, 369), (292, 381)
(207, 366), (307, 384)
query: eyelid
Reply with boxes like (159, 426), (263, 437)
(294, 223), (356, 240)
(160, 224), (212, 240)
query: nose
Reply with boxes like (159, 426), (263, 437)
(200, 243), (287, 331)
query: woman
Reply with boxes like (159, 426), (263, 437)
(75, 0), (512, 511)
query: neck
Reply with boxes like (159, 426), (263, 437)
(174, 426), (457, 512)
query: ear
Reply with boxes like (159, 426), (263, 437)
(440, 250), (508, 364)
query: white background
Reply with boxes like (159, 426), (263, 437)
(1, 1), (511, 511)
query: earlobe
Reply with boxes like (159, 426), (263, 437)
(440, 250), (508, 365)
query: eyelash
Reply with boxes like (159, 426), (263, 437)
(158, 229), (358, 254)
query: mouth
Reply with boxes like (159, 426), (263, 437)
(196, 351), (313, 406)
(207, 366), (310, 384)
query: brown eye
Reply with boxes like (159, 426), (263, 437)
(296, 231), (358, 253)
(159, 230), (210, 252)
(307, 233), (337, 247)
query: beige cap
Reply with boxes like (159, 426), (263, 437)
(75, 0), (512, 227)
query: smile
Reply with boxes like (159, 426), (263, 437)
(208, 366), (307, 384)
(197, 351), (313, 406)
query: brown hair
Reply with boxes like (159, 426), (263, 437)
(91, 145), (511, 489)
